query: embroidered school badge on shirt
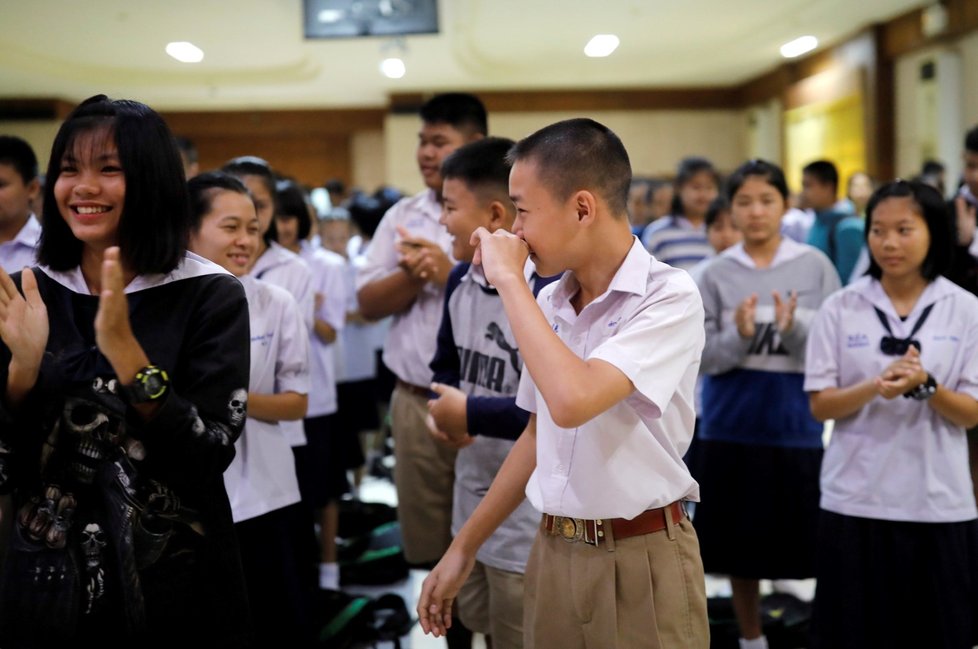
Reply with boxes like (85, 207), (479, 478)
(847, 333), (870, 348)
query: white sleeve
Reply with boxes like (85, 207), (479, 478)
(319, 258), (347, 332)
(589, 280), (705, 418)
(803, 297), (841, 393)
(274, 292), (311, 395)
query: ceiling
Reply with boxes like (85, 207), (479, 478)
(0, 0), (927, 112)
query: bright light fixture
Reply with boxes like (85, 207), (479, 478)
(165, 41), (204, 63)
(380, 57), (406, 79)
(584, 34), (620, 58)
(317, 9), (344, 23)
(780, 35), (818, 59)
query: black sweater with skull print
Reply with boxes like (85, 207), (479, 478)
(0, 257), (252, 648)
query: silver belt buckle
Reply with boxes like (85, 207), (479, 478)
(554, 516), (585, 543)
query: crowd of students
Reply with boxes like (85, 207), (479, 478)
(0, 91), (977, 649)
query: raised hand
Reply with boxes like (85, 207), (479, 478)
(875, 346), (924, 399)
(0, 266), (49, 380)
(469, 227), (529, 290)
(396, 225), (453, 286)
(735, 293), (758, 339)
(94, 247), (148, 385)
(772, 289), (798, 334)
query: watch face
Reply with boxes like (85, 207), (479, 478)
(144, 375), (164, 398)
(137, 367), (169, 400)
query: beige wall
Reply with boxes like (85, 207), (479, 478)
(0, 120), (59, 175)
(350, 129), (385, 193)
(384, 109), (748, 195)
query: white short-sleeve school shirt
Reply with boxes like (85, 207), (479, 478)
(299, 241), (347, 418)
(0, 214), (40, 274)
(249, 241), (314, 446)
(516, 238), (705, 520)
(355, 190), (454, 387)
(224, 275), (310, 523)
(804, 276), (978, 523)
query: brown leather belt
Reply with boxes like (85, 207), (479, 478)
(396, 378), (431, 398)
(541, 501), (686, 546)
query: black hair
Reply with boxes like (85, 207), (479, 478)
(670, 156), (720, 215)
(964, 125), (978, 154)
(187, 171), (251, 232)
(440, 137), (515, 200)
(419, 93), (488, 136)
(921, 159), (944, 176)
(348, 189), (399, 239)
(507, 118), (631, 217)
(704, 197), (731, 229)
(274, 179), (312, 241)
(0, 135), (39, 184)
(864, 180), (952, 281)
(725, 159), (789, 202)
(221, 155), (277, 243)
(324, 178), (346, 195)
(174, 135), (198, 165)
(37, 94), (190, 274)
(802, 160), (839, 191)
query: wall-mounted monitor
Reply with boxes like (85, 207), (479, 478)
(303, 0), (439, 39)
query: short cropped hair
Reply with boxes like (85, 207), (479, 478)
(802, 160), (839, 191)
(187, 171), (251, 232)
(274, 179), (313, 241)
(0, 135), (39, 184)
(864, 180), (952, 281)
(725, 159), (790, 202)
(37, 95), (190, 274)
(440, 137), (515, 200)
(419, 93), (488, 137)
(507, 118), (631, 217)
(964, 126), (978, 154)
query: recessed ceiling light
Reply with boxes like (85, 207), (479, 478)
(780, 35), (818, 59)
(584, 34), (620, 58)
(166, 41), (204, 63)
(380, 57), (406, 79)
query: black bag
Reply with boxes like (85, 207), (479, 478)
(316, 589), (414, 648)
(337, 500), (409, 586)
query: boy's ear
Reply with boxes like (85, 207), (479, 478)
(487, 200), (511, 231)
(574, 190), (598, 224)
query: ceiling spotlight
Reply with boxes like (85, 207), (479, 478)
(380, 57), (406, 79)
(780, 35), (818, 59)
(584, 34), (620, 58)
(166, 41), (204, 63)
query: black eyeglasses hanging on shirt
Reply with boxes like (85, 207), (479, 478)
(875, 304), (933, 355)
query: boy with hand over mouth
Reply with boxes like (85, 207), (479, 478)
(419, 119), (709, 649)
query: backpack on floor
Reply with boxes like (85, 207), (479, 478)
(337, 500), (409, 586)
(316, 589), (414, 648)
